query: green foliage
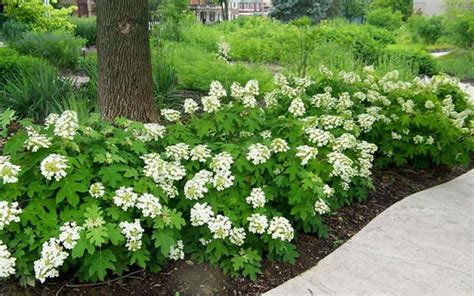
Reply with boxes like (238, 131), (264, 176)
(446, 13), (474, 49)
(437, 49), (474, 81)
(1, 19), (31, 42)
(270, 0), (333, 23)
(382, 45), (438, 76)
(0, 65), (79, 121)
(0, 48), (56, 87)
(3, 0), (76, 32)
(408, 15), (445, 45)
(152, 57), (178, 108)
(370, 0), (413, 20)
(11, 30), (86, 69)
(69, 16), (97, 46)
(366, 8), (403, 31)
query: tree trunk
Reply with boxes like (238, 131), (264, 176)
(96, 0), (159, 122)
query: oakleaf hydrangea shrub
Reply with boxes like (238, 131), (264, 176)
(311, 66), (474, 167)
(0, 77), (378, 284)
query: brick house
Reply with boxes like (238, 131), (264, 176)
(228, 0), (265, 20)
(58, 0), (95, 17)
(189, 0), (223, 24)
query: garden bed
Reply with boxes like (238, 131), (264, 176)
(4, 158), (472, 296)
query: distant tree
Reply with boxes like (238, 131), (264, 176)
(370, 0), (412, 20)
(336, 0), (371, 22)
(214, 0), (230, 20)
(270, 0), (334, 23)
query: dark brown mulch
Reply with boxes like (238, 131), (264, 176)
(2, 161), (472, 296)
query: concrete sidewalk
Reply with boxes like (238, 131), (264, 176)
(265, 170), (474, 296)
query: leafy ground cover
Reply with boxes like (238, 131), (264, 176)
(3, 157), (471, 295)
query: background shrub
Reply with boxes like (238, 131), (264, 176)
(447, 13), (474, 49)
(0, 48), (56, 87)
(436, 49), (474, 81)
(366, 8), (402, 31)
(69, 16), (97, 46)
(382, 45), (438, 76)
(11, 30), (86, 70)
(408, 15), (446, 45)
(1, 19), (31, 42)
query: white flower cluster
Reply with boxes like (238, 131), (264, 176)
(333, 134), (357, 152)
(247, 213), (268, 234)
(34, 238), (69, 283)
(169, 240), (185, 260)
(184, 170), (212, 200)
(245, 187), (266, 208)
(0, 201), (22, 230)
(288, 97), (306, 117)
(229, 228), (246, 246)
(202, 81), (226, 113)
(305, 128), (333, 147)
(231, 80), (260, 108)
(247, 143), (271, 165)
(323, 184), (335, 197)
(119, 219), (144, 251)
(314, 199), (330, 215)
(137, 193), (162, 218)
(113, 187), (138, 211)
(328, 151), (356, 184)
(142, 153), (186, 190)
(0, 156), (20, 184)
(339, 70), (361, 84)
(267, 217), (294, 242)
(264, 90), (278, 108)
(165, 143), (190, 161)
(190, 202), (214, 226)
(24, 127), (51, 152)
(0, 240), (16, 278)
(217, 37), (231, 62)
(161, 109), (181, 122)
(183, 99), (199, 114)
(59, 222), (82, 250)
(40, 154), (68, 181)
(44, 113), (59, 128)
(54, 111), (78, 140)
(208, 214), (232, 239)
(89, 182), (105, 198)
(271, 138), (289, 153)
(190, 145), (211, 163)
(209, 152), (234, 191)
(137, 123), (166, 142)
(296, 145), (318, 165)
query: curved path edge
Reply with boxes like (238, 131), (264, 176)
(265, 170), (474, 296)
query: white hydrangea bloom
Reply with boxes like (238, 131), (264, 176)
(59, 222), (82, 250)
(190, 145), (211, 162)
(160, 181), (179, 198)
(305, 128), (333, 147)
(113, 187), (138, 211)
(264, 91), (278, 108)
(201, 96), (221, 113)
(142, 153), (186, 184)
(323, 184), (335, 197)
(288, 97), (306, 117)
(314, 199), (330, 215)
(0, 156), (21, 184)
(89, 182), (105, 198)
(40, 154), (68, 181)
(413, 135), (424, 144)
(247, 143), (271, 165)
(44, 113), (59, 128)
(327, 151), (355, 184)
(161, 109), (181, 122)
(137, 193), (162, 218)
(183, 99), (199, 114)
(54, 110), (78, 140)
(357, 113), (377, 132)
(267, 217), (294, 242)
(271, 138), (289, 153)
(24, 127), (51, 152)
(260, 130), (272, 139)
(333, 134), (357, 152)
(209, 152), (234, 173)
(212, 171), (235, 191)
(138, 123), (166, 142)
(208, 215), (232, 239)
(0, 201), (22, 230)
(209, 81), (227, 98)
(190, 202), (214, 226)
(120, 219), (144, 251)
(229, 227), (246, 246)
(245, 187), (266, 208)
(296, 145), (318, 166)
(391, 132), (402, 140)
(165, 143), (190, 161)
(169, 240), (184, 261)
(0, 240), (16, 278)
(34, 238), (69, 283)
(426, 136), (434, 145)
(247, 213), (268, 234)
(184, 171), (210, 200)
(425, 100), (435, 109)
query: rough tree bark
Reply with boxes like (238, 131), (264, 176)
(96, 0), (159, 122)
